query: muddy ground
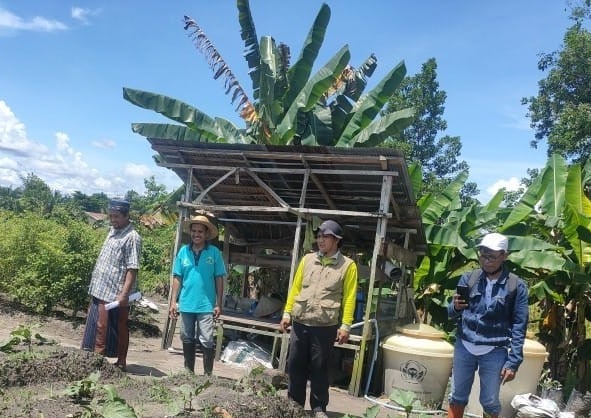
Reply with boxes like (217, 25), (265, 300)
(0, 296), (313, 418)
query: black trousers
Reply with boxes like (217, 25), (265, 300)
(287, 321), (338, 412)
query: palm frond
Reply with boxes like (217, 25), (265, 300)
(183, 15), (255, 117)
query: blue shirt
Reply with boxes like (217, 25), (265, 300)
(448, 267), (529, 371)
(173, 243), (227, 314)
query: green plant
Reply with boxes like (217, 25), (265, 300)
(539, 368), (562, 391)
(0, 324), (52, 353)
(147, 379), (174, 403)
(66, 372), (137, 418)
(64, 371), (101, 403)
(171, 380), (213, 414)
(341, 404), (381, 418)
(81, 384), (137, 418)
(0, 213), (102, 314)
(389, 389), (422, 418)
(124, 0), (413, 149)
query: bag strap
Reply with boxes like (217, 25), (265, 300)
(468, 268), (482, 289)
(468, 268), (518, 292)
(467, 269), (519, 313)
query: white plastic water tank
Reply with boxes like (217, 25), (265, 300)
(382, 323), (454, 406)
(465, 338), (548, 418)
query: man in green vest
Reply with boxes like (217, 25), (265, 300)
(279, 220), (358, 418)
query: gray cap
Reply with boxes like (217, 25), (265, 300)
(316, 220), (343, 239)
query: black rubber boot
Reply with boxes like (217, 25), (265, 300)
(182, 342), (196, 373)
(203, 348), (215, 376)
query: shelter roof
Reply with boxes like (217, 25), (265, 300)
(147, 140), (427, 258)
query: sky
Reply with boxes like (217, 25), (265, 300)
(0, 1), (575, 201)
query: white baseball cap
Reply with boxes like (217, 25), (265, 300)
(477, 233), (508, 252)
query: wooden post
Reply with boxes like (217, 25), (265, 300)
(349, 174), (392, 396)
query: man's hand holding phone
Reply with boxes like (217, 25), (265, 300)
(455, 285), (470, 310)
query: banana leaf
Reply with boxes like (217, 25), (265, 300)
(214, 117), (250, 144)
(299, 105), (333, 146)
(508, 235), (557, 251)
(123, 88), (224, 142)
(341, 107), (414, 148)
(566, 163), (591, 217)
(130, 123), (208, 142)
(284, 3), (331, 109)
(275, 46), (350, 144)
(237, 0), (260, 99)
(584, 158), (591, 187)
(500, 164), (548, 231)
(407, 162), (422, 201)
(336, 61), (406, 144)
(258, 36), (280, 128)
(329, 95), (354, 140)
(563, 204), (591, 265)
(508, 248), (569, 272)
(424, 224), (470, 249)
(419, 171), (468, 224)
(529, 280), (563, 303)
(483, 189), (505, 212)
(467, 190), (505, 233)
(540, 153), (567, 219)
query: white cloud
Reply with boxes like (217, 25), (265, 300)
(0, 100), (48, 157)
(486, 177), (522, 196)
(0, 157), (18, 170)
(124, 163), (152, 179)
(0, 100), (160, 195)
(92, 139), (116, 149)
(0, 7), (67, 33)
(71, 7), (100, 25)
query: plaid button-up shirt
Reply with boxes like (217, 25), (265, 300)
(88, 222), (142, 302)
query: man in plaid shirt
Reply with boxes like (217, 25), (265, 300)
(81, 199), (142, 370)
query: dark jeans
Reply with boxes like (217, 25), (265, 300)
(287, 321), (338, 412)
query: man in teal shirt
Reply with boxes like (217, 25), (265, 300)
(169, 214), (226, 375)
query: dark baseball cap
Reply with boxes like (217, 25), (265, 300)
(315, 220), (343, 239)
(109, 199), (130, 212)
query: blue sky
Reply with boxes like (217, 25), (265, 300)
(0, 1), (573, 200)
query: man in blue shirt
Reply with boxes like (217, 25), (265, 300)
(169, 214), (226, 375)
(447, 233), (529, 418)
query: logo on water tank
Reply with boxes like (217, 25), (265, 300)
(400, 360), (427, 383)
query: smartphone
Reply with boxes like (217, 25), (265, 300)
(456, 285), (470, 303)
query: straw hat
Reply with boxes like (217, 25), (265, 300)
(182, 214), (219, 239)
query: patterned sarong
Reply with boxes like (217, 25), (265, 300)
(81, 297), (129, 359)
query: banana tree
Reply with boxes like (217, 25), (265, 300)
(498, 154), (591, 392)
(123, 0), (414, 149)
(411, 168), (498, 329)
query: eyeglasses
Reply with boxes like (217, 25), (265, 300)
(479, 251), (504, 262)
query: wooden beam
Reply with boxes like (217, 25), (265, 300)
(157, 162), (400, 177)
(194, 168), (237, 204)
